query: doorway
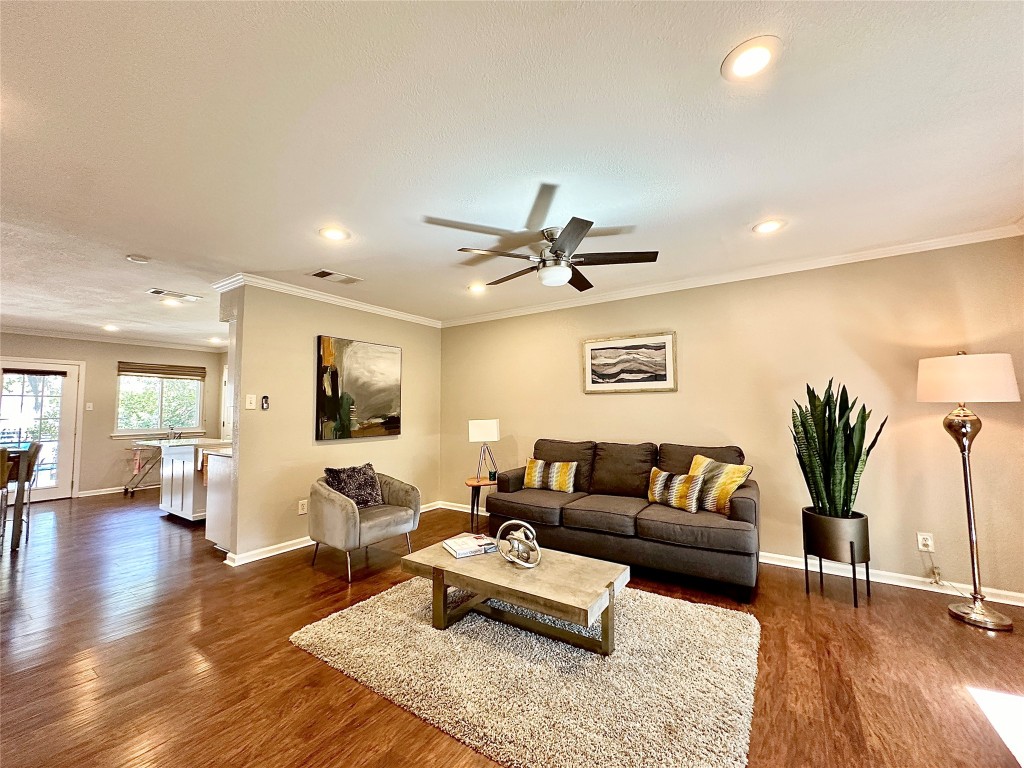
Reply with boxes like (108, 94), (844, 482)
(0, 359), (83, 501)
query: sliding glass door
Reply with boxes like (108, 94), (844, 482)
(0, 360), (81, 500)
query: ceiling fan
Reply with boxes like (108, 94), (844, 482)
(423, 183), (657, 291)
(458, 217), (657, 292)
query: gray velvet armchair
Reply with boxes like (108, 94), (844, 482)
(308, 472), (421, 581)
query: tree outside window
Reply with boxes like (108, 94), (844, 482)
(116, 375), (201, 431)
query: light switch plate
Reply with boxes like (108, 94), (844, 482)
(245, 394), (257, 410)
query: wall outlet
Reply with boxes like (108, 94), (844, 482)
(298, 499), (308, 515)
(917, 532), (935, 553)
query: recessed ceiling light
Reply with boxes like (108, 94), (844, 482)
(209, 337), (224, 344)
(721, 36), (781, 82)
(125, 254), (150, 264)
(103, 324), (119, 332)
(752, 219), (787, 235)
(468, 283), (486, 295)
(161, 298), (182, 307)
(319, 227), (350, 241)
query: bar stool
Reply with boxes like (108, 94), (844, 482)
(20, 442), (42, 540)
(0, 448), (11, 539)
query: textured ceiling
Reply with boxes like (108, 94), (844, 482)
(2, 2), (1022, 345)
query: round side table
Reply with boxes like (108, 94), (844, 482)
(465, 476), (497, 534)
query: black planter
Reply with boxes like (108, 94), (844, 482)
(802, 507), (871, 606)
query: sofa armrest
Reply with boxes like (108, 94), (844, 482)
(308, 477), (360, 551)
(377, 473), (422, 528)
(497, 466), (526, 493)
(728, 479), (759, 528)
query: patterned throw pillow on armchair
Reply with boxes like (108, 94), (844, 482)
(323, 463), (384, 508)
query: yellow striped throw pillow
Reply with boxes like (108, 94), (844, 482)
(689, 454), (753, 515)
(524, 457), (577, 493)
(648, 467), (704, 513)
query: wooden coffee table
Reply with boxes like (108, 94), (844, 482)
(401, 541), (630, 655)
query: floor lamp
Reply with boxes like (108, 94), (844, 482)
(468, 419), (500, 481)
(917, 352), (1020, 631)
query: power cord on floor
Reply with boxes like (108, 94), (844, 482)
(925, 552), (971, 599)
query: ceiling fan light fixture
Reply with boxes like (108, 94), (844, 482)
(721, 36), (781, 82)
(538, 262), (572, 287)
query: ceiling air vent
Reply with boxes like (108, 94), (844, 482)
(146, 288), (202, 301)
(309, 270), (363, 285)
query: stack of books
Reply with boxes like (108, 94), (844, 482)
(442, 533), (497, 559)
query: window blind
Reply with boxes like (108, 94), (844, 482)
(117, 362), (207, 381)
(2, 368), (68, 377)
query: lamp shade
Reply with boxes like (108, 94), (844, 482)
(468, 419), (500, 443)
(917, 353), (1020, 403)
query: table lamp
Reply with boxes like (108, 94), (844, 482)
(468, 419), (500, 482)
(917, 351), (1020, 631)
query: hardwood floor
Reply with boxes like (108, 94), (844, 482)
(2, 491), (1021, 768)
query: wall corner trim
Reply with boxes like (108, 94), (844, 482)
(759, 551), (1024, 607)
(210, 273), (443, 329)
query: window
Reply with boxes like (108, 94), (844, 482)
(115, 362), (206, 433)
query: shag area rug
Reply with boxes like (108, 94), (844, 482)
(291, 578), (760, 768)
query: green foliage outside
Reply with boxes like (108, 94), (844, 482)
(117, 376), (200, 431)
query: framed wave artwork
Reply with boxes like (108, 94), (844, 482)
(582, 332), (678, 394)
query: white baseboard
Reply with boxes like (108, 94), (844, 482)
(76, 484), (159, 498)
(759, 551), (1024, 607)
(423, 501), (484, 515)
(224, 536), (315, 567)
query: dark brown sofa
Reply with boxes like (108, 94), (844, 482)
(486, 439), (759, 591)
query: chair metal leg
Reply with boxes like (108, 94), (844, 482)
(345, 551), (352, 582)
(0, 488), (7, 541)
(406, 532), (412, 554)
(311, 542), (319, 566)
(865, 560), (871, 597)
(23, 486), (31, 540)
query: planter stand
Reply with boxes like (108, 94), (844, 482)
(802, 508), (871, 607)
(804, 542), (871, 607)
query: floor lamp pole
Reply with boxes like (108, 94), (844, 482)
(943, 404), (1012, 631)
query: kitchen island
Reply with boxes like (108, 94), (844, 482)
(134, 438), (231, 521)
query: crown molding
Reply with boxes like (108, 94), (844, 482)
(1, 326), (225, 353)
(211, 273), (443, 328)
(439, 224), (1024, 328)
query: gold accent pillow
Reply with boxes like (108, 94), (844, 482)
(688, 454), (753, 514)
(648, 467), (704, 513)
(524, 457), (577, 493)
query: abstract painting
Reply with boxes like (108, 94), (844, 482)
(316, 336), (402, 440)
(582, 332), (677, 394)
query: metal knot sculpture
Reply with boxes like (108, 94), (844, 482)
(494, 519), (542, 568)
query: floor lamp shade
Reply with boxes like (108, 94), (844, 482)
(468, 419), (500, 443)
(917, 353), (1020, 403)
(916, 351), (1019, 631)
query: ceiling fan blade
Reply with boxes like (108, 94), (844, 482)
(423, 217), (514, 237)
(524, 183), (558, 231)
(494, 230), (546, 251)
(488, 266), (538, 286)
(587, 225), (636, 238)
(571, 251), (658, 266)
(551, 217), (593, 257)
(568, 266), (594, 292)
(458, 248), (538, 261)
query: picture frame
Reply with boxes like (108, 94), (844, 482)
(315, 335), (402, 440)
(582, 332), (677, 394)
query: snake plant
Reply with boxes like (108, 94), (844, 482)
(791, 380), (887, 518)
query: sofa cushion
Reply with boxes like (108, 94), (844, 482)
(323, 463), (383, 508)
(524, 458), (578, 493)
(486, 489), (587, 526)
(563, 494), (649, 536)
(534, 439), (596, 493)
(658, 444), (745, 475)
(689, 454), (753, 515)
(647, 467), (704, 513)
(591, 442), (657, 497)
(636, 504), (757, 554)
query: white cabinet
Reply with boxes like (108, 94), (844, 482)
(205, 450), (233, 550)
(136, 438), (231, 522)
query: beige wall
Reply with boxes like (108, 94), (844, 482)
(230, 286), (441, 555)
(0, 333), (225, 492)
(439, 237), (1024, 592)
